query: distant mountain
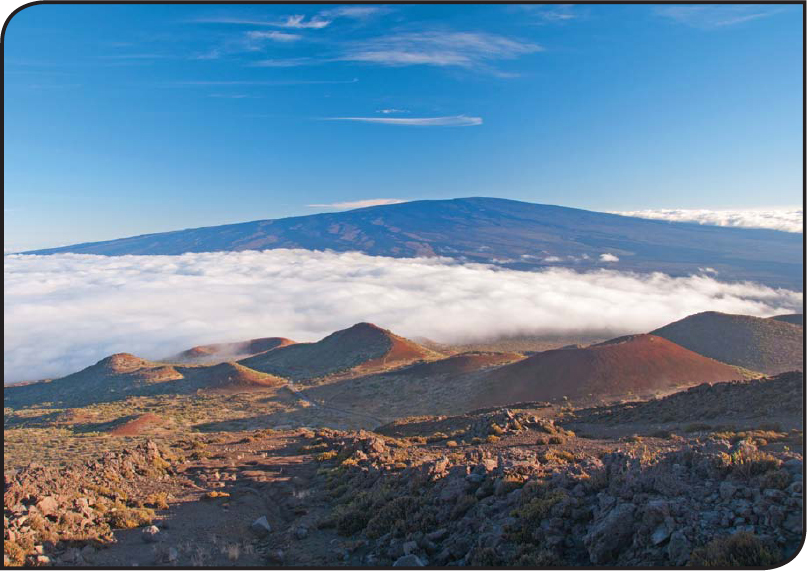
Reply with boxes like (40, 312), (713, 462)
(769, 314), (803, 327)
(3, 353), (285, 408)
(167, 337), (296, 364)
(25, 197), (803, 289)
(472, 334), (752, 406)
(239, 322), (442, 381)
(651, 312), (804, 374)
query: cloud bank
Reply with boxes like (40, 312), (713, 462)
(4, 251), (801, 384)
(612, 208), (803, 233)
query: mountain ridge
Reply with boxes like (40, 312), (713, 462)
(23, 197), (803, 289)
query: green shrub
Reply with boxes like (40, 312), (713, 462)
(451, 494), (477, 519)
(365, 496), (419, 539)
(107, 504), (155, 529)
(4, 540), (29, 567)
(689, 532), (780, 567)
(683, 423), (712, 433)
(316, 450), (338, 461)
(728, 449), (781, 479)
(487, 423), (504, 436)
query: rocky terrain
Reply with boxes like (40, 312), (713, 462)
(652, 311), (803, 374)
(4, 372), (803, 567)
(4, 312), (803, 567)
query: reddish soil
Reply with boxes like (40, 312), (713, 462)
(97, 353), (155, 373)
(400, 351), (523, 376)
(240, 323), (442, 380)
(477, 334), (747, 406)
(109, 413), (165, 436)
(179, 362), (287, 392)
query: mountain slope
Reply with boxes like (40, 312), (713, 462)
(3, 353), (285, 408)
(472, 334), (751, 407)
(168, 337), (296, 364)
(651, 312), (804, 374)
(770, 314), (803, 327)
(239, 322), (442, 381)
(25, 197), (803, 289)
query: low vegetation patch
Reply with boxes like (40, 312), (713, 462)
(689, 532), (781, 567)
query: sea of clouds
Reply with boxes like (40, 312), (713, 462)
(4, 250), (802, 384)
(612, 208), (803, 233)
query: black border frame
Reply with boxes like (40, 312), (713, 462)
(2, 2), (805, 570)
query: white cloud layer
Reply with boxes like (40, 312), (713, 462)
(325, 115), (482, 127)
(307, 198), (408, 209)
(4, 251), (802, 384)
(612, 208), (803, 233)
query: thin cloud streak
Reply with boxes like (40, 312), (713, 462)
(656, 5), (783, 29)
(325, 115), (482, 127)
(4, 250), (801, 384)
(193, 15), (332, 29)
(307, 199), (408, 209)
(244, 30), (302, 42)
(169, 78), (358, 86)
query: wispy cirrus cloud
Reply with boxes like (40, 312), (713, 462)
(244, 30), (302, 42)
(377, 109), (409, 114)
(319, 6), (391, 20)
(170, 78), (358, 87)
(193, 6), (388, 28)
(518, 4), (579, 23)
(307, 198), (408, 209)
(194, 14), (332, 29)
(656, 5), (784, 29)
(324, 115), (482, 127)
(339, 31), (542, 70)
(248, 57), (316, 67)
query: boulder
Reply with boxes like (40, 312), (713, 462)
(141, 525), (161, 543)
(651, 524), (671, 546)
(393, 554), (425, 567)
(250, 516), (272, 537)
(667, 530), (690, 565)
(584, 503), (636, 564)
(719, 482), (737, 501)
(35, 496), (60, 517)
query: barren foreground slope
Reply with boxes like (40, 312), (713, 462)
(4, 372), (803, 567)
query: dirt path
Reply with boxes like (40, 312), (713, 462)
(88, 430), (332, 567)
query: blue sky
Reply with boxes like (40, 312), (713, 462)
(3, 3), (803, 251)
